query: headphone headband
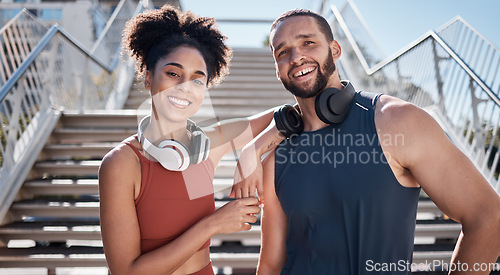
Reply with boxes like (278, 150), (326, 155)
(137, 116), (210, 171)
(274, 80), (356, 138)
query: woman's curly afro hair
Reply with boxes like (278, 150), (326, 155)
(122, 5), (232, 87)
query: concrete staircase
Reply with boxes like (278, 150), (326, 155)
(0, 48), (461, 274)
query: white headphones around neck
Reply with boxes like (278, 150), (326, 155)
(137, 116), (210, 171)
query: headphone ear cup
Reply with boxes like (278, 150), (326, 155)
(315, 88), (339, 124)
(274, 104), (304, 137)
(158, 139), (191, 171)
(315, 82), (356, 124)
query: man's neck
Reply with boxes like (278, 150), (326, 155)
(295, 80), (345, 132)
(295, 96), (329, 132)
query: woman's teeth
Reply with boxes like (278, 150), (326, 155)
(168, 96), (190, 106)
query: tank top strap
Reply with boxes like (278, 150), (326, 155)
(123, 139), (143, 159)
(355, 91), (382, 110)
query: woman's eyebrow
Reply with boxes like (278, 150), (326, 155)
(163, 62), (206, 78)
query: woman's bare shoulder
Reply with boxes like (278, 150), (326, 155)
(99, 135), (141, 188)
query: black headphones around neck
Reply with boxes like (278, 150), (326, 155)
(274, 80), (356, 138)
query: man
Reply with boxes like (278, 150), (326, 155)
(230, 9), (500, 274)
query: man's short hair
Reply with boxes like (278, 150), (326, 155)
(270, 9), (334, 42)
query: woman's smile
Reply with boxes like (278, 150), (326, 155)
(168, 95), (191, 109)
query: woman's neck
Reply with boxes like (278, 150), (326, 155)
(145, 113), (190, 146)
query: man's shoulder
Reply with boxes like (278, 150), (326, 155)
(375, 95), (420, 120)
(374, 95), (435, 140)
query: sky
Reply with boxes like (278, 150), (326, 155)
(180, 0), (500, 58)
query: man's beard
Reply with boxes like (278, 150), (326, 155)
(281, 49), (335, 99)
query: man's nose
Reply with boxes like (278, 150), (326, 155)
(290, 48), (304, 65)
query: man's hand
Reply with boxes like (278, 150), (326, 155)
(230, 144), (265, 204)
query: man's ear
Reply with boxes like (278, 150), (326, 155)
(330, 40), (341, 61)
(144, 71), (152, 90)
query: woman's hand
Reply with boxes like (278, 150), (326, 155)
(207, 197), (261, 234)
(230, 144), (265, 203)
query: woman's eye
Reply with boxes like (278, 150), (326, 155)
(193, 79), (204, 86)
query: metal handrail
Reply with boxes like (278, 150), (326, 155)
(0, 9), (49, 86)
(331, 5), (500, 107)
(0, 25), (111, 103)
(0, 8), (45, 33)
(0, 0), (143, 224)
(328, 2), (500, 192)
(91, 0), (142, 67)
(438, 16), (500, 54)
(437, 16), (500, 100)
(90, 0), (129, 55)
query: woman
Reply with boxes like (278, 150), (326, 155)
(99, 5), (275, 274)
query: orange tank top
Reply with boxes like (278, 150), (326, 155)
(124, 139), (216, 254)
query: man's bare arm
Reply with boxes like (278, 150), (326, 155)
(376, 95), (500, 274)
(256, 152), (288, 274)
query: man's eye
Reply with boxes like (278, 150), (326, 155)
(305, 41), (314, 45)
(277, 50), (287, 57)
(167, 72), (179, 77)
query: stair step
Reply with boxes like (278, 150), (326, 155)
(33, 160), (101, 177)
(21, 178), (235, 197)
(51, 128), (136, 144)
(0, 220), (102, 242)
(8, 197), (443, 222)
(417, 199), (446, 218)
(0, 220), (460, 245)
(213, 82), (284, 90)
(42, 143), (118, 159)
(10, 198), (100, 218)
(60, 112), (141, 129)
(220, 75), (281, 83)
(206, 91), (291, 99)
(223, 68), (277, 76)
(0, 245), (462, 269)
(0, 246), (261, 269)
(8, 199), (231, 221)
(125, 97), (290, 110)
(231, 55), (274, 64)
(32, 159), (236, 179)
(204, 98), (290, 106)
(22, 179), (100, 196)
(0, 246), (106, 268)
(196, 106), (290, 118)
(42, 143), (240, 162)
(0, 221), (261, 245)
(229, 63), (275, 70)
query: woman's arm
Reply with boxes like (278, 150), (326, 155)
(230, 121), (285, 201)
(205, 106), (279, 163)
(99, 145), (260, 275)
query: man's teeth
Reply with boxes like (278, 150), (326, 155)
(294, 67), (316, 77)
(169, 96), (190, 106)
